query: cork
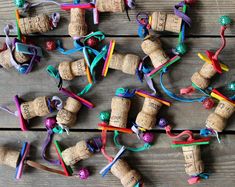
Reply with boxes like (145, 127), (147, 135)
(56, 97), (82, 127)
(96, 0), (125, 13)
(151, 12), (167, 32)
(109, 53), (140, 75)
(20, 96), (50, 120)
(191, 72), (210, 90)
(199, 63), (217, 79)
(111, 159), (142, 187)
(58, 59), (87, 81)
(0, 49), (12, 69)
(135, 98), (162, 130)
(182, 145), (204, 176)
(141, 37), (169, 68)
(206, 100), (235, 132)
(19, 14), (51, 35)
(13, 50), (29, 64)
(68, 8), (87, 38)
(0, 147), (20, 168)
(61, 140), (92, 166)
(109, 96), (131, 128)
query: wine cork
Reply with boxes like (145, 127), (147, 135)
(20, 96), (50, 120)
(109, 53), (140, 75)
(141, 37), (169, 68)
(191, 63), (218, 89)
(19, 14), (51, 35)
(58, 59), (87, 81)
(96, 0), (125, 12)
(111, 159), (142, 187)
(0, 49), (12, 69)
(135, 98), (162, 130)
(56, 97), (82, 127)
(151, 12), (182, 33)
(68, 8), (87, 38)
(182, 145), (204, 176)
(206, 100), (235, 132)
(109, 96), (131, 128)
(62, 140), (92, 166)
(0, 147), (20, 168)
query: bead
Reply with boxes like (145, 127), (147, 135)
(78, 168), (90, 180)
(175, 43), (187, 55)
(46, 40), (57, 51)
(141, 132), (154, 143)
(202, 98), (215, 110)
(158, 118), (168, 128)
(86, 37), (99, 48)
(14, 0), (25, 8)
(228, 82), (235, 91)
(184, 0), (197, 5)
(99, 111), (110, 122)
(44, 117), (57, 129)
(219, 16), (232, 26)
(17, 65), (28, 74)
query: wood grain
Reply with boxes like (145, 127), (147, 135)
(1, 0), (235, 36)
(0, 37), (234, 130)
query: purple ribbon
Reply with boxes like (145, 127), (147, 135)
(174, 2), (191, 27)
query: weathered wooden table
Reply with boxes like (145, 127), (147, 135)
(0, 0), (235, 186)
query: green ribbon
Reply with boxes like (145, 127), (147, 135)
(113, 131), (152, 152)
(46, 65), (60, 80)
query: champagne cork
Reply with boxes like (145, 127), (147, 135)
(62, 140), (92, 166)
(68, 8), (87, 38)
(141, 37), (169, 68)
(56, 97), (82, 127)
(191, 63), (217, 89)
(0, 49), (12, 69)
(111, 159), (142, 187)
(19, 14), (51, 35)
(135, 98), (162, 130)
(206, 100), (235, 132)
(151, 12), (182, 33)
(182, 145), (204, 176)
(20, 96), (51, 120)
(109, 96), (131, 128)
(58, 59), (87, 81)
(0, 147), (20, 168)
(96, 0), (125, 12)
(109, 53), (140, 75)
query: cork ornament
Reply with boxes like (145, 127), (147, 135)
(141, 36), (181, 79)
(200, 89), (235, 142)
(100, 128), (144, 187)
(108, 52), (141, 75)
(160, 122), (210, 184)
(68, 8), (87, 38)
(1, 25), (43, 74)
(61, 137), (102, 166)
(0, 95), (63, 131)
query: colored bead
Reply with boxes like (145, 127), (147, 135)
(86, 37), (99, 48)
(14, 0), (25, 8)
(184, 0), (197, 5)
(202, 98), (215, 110)
(78, 168), (90, 180)
(228, 82), (235, 91)
(158, 118), (168, 128)
(46, 40), (57, 51)
(44, 117), (57, 129)
(219, 16), (232, 26)
(99, 111), (110, 122)
(175, 43), (187, 55)
(17, 65), (28, 74)
(141, 132), (154, 143)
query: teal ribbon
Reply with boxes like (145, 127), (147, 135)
(113, 131), (152, 152)
(47, 65), (60, 79)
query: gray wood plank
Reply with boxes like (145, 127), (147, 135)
(0, 37), (234, 130)
(0, 131), (234, 187)
(1, 0), (235, 36)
